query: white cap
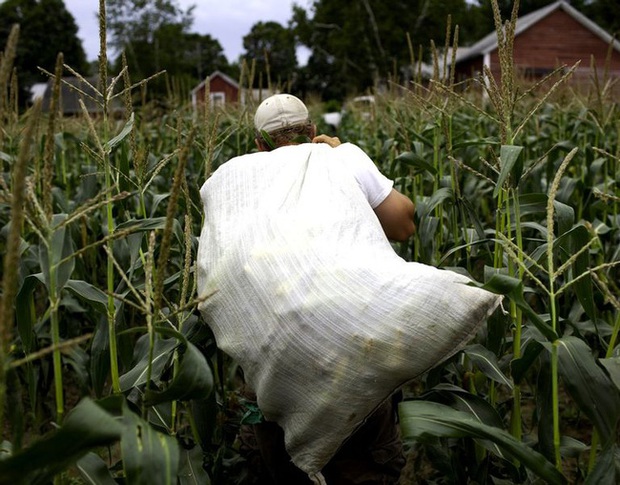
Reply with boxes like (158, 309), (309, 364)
(254, 94), (309, 134)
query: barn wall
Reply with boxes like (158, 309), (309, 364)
(511, 9), (620, 81)
(209, 76), (239, 103)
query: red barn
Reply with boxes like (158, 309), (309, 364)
(191, 70), (240, 108)
(191, 71), (279, 109)
(454, 1), (620, 87)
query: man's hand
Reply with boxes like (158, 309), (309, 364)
(312, 134), (341, 147)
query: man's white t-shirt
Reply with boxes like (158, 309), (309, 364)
(331, 143), (393, 209)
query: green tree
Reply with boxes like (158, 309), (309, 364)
(0, 0), (89, 104)
(106, 0), (194, 51)
(107, 0), (229, 100)
(293, 0), (472, 100)
(242, 21), (298, 89)
(578, 0), (620, 39)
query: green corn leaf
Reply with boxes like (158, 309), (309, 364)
(40, 214), (75, 294)
(552, 199), (574, 238)
(514, 193), (573, 235)
(119, 336), (178, 392)
(556, 224), (596, 320)
(105, 112), (134, 151)
(191, 392), (219, 449)
(493, 145), (523, 197)
(0, 398), (122, 485)
(116, 216), (168, 232)
(394, 151), (437, 175)
(584, 444), (618, 485)
(451, 137), (500, 150)
(76, 452), (117, 485)
(90, 319), (110, 398)
(536, 352), (555, 463)
(463, 344), (513, 389)
(149, 193), (171, 217)
(178, 447), (211, 485)
(480, 273), (558, 341)
(419, 384), (506, 458)
(399, 400), (566, 484)
(144, 342), (214, 406)
(599, 357), (620, 391)
(421, 187), (454, 218)
(543, 337), (620, 447)
(510, 339), (544, 384)
(121, 403), (180, 485)
(14, 273), (44, 353)
(65, 279), (108, 313)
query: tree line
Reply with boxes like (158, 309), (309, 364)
(1, 0), (618, 105)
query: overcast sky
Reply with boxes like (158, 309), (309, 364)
(64, 0), (313, 63)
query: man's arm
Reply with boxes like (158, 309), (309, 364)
(313, 134), (415, 241)
(373, 189), (415, 242)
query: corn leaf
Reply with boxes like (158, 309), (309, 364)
(544, 337), (620, 447)
(144, 342), (214, 405)
(177, 447), (211, 485)
(463, 344), (513, 389)
(600, 357), (620, 391)
(14, 273), (44, 353)
(493, 145), (523, 197)
(65, 279), (108, 313)
(394, 151), (437, 176)
(399, 400), (566, 484)
(104, 112), (134, 151)
(480, 273), (558, 341)
(584, 444), (618, 485)
(557, 224), (596, 320)
(119, 336), (178, 392)
(0, 398), (122, 485)
(76, 452), (117, 485)
(121, 402), (179, 485)
(40, 214), (75, 294)
(90, 319), (110, 398)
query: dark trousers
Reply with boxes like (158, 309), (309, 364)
(239, 395), (405, 484)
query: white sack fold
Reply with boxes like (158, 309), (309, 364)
(197, 143), (502, 476)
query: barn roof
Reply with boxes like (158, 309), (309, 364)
(455, 0), (620, 64)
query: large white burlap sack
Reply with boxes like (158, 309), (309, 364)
(197, 143), (502, 478)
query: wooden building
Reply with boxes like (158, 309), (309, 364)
(191, 71), (278, 109)
(454, 1), (620, 86)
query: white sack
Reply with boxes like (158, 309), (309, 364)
(197, 143), (502, 477)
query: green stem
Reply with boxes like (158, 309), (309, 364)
(607, 310), (620, 354)
(511, 188), (524, 441)
(493, 189), (506, 269)
(105, 165), (120, 395)
(433, 124), (443, 262)
(143, 308), (155, 419)
(551, 340), (561, 471)
(49, 265), (64, 423)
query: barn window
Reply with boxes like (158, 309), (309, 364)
(523, 67), (562, 78)
(210, 92), (225, 107)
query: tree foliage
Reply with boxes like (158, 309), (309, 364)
(290, 0), (474, 99)
(242, 21), (297, 90)
(107, 0), (229, 100)
(106, 0), (194, 49)
(0, 0), (89, 101)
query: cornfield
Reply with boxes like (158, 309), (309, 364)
(0, 1), (618, 484)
